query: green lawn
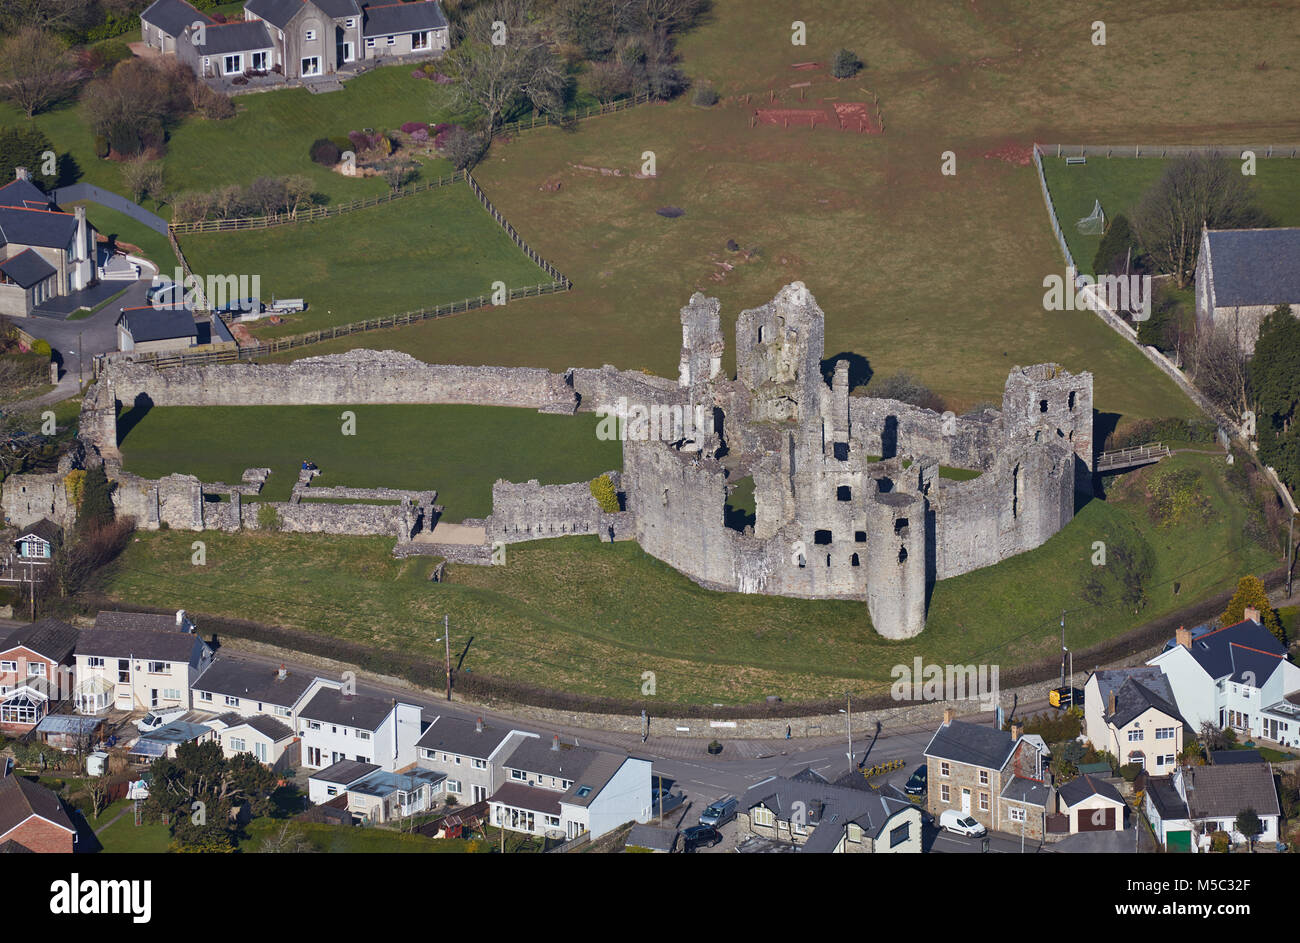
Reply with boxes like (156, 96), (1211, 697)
(96, 816), (172, 853)
(241, 818), (485, 853)
(100, 453), (1277, 704)
(178, 183), (553, 338)
(70, 200), (179, 274)
(1040, 157), (1300, 274)
(117, 403), (622, 518)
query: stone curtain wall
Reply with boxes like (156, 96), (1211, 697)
(485, 474), (632, 543)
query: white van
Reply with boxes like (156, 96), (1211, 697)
(939, 809), (987, 837)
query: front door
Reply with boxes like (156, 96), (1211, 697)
(961, 788), (971, 814)
(339, 41), (354, 63)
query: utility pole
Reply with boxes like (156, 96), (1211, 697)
(77, 331), (83, 387)
(845, 693), (853, 772)
(1059, 611), (1066, 693)
(1288, 511), (1296, 598)
(443, 614), (451, 701)
(28, 562), (34, 621)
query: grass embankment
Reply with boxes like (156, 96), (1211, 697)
(117, 403), (621, 519)
(99, 453), (1276, 704)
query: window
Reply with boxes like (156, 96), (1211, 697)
(251, 51), (267, 71)
(978, 770), (988, 786)
(575, 786), (593, 798)
(356, 730), (370, 740)
(979, 792), (989, 812)
(813, 529), (832, 545)
(274, 705), (291, 717)
(326, 785), (338, 796)
(308, 721), (321, 731)
(146, 661), (168, 674)
(301, 56), (320, 76)
(0, 661), (15, 674)
(939, 784), (950, 803)
(836, 485), (851, 501)
(412, 30), (429, 50)
(198, 691), (212, 702)
(222, 53), (242, 75)
(87, 657), (104, 669)
(366, 37), (375, 47)
(545, 814), (560, 827)
(1155, 727), (1176, 740)
(473, 758), (486, 770)
(225, 695), (240, 707)
(1009, 807), (1026, 823)
(345, 17), (356, 27)
(386, 35), (395, 45)
(511, 769), (527, 781)
(1128, 728), (1143, 742)
(889, 823), (910, 848)
(27, 662), (46, 677)
(752, 807), (775, 827)
(446, 780), (461, 794)
(230, 737), (246, 752)
(939, 762), (950, 777)
(304, 29), (316, 40)
(117, 659), (130, 683)
(163, 688), (181, 701)
(1158, 754), (1175, 767)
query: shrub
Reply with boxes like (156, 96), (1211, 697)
(1210, 830), (1231, 853)
(256, 504), (281, 531)
(590, 474), (619, 513)
(93, 134), (109, 158)
(692, 83), (719, 107)
(31, 339), (51, 358)
(438, 126), (485, 170)
(309, 138), (340, 166)
(410, 128), (429, 143)
(831, 48), (863, 78)
(329, 135), (352, 154)
(400, 121), (429, 134)
(1118, 763), (1142, 782)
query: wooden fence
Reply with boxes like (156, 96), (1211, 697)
(464, 170), (570, 285)
(1040, 143), (1300, 160)
(496, 93), (653, 138)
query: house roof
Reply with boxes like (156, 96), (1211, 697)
(501, 736), (600, 781)
(118, 306), (198, 343)
(1158, 619), (1289, 687)
(1205, 228), (1300, 307)
(1210, 749), (1264, 766)
(489, 782), (563, 816)
(317, 0), (362, 18)
(140, 720), (211, 744)
(0, 178), (52, 210)
(560, 751), (626, 809)
(1057, 773), (1125, 808)
(244, 0), (304, 28)
(999, 775), (1051, 807)
(75, 627), (202, 662)
(193, 656), (314, 708)
(310, 759), (379, 786)
(348, 767), (444, 798)
(741, 774), (915, 853)
(140, 0), (213, 35)
(234, 714), (295, 742)
(924, 719), (1016, 770)
(0, 249), (57, 289)
(35, 714), (103, 736)
(361, 0), (447, 37)
(188, 19), (273, 54)
(1145, 775), (1188, 820)
(1183, 762), (1281, 819)
(1110, 677), (1183, 729)
(0, 617), (78, 664)
(0, 774), (75, 839)
(298, 688), (397, 731)
(17, 519), (62, 546)
(0, 205), (79, 250)
(415, 715), (520, 759)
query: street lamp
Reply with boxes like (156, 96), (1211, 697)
(838, 693), (853, 772)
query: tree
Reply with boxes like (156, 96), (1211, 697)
(247, 175), (288, 216)
(590, 474), (619, 512)
(0, 125), (56, 187)
(0, 27), (76, 117)
(259, 821), (317, 853)
(586, 60), (632, 103)
(871, 371), (945, 412)
(1251, 306), (1300, 491)
(1131, 154), (1266, 288)
(381, 161), (418, 191)
(1199, 720), (1230, 752)
(78, 463), (114, 533)
(1234, 808), (1263, 851)
(122, 156), (164, 204)
(830, 48), (862, 79)
(1190, 324), (1250, 417)
(145, 740), (278, 848)
(1092, 213), (1139, 277)
(440, 126), (487, 170)
(1220, 574), (1284, 644)
(283, 175), (314, 216)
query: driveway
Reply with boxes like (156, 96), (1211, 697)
(20, 276), (151, 388)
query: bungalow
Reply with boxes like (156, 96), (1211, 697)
(295, 679), (422, 772)
(140, 0), (213, 54)
(307, 758), (378, 804)
(415, 714), (538, 805)
(1083, 666), (1186, 775)
(191, 656), (314, 724)
(923, 709), (1053, 841)
(1145, 758), (1282, 852)
(12, 519), (61, 567)
(0, 769), (76, 853)
(207, 711), (298, 770)
(1195, 225), (1300, 354)
(342, 766), (446, 824)
(738, 770), (923, 853)
(73, 610), (213, 714)
(116, 305), (199, 354)
(1055, 773), (1127, 833)
(1147, 612), (1300, 748)
(129, 719), (216, 763)
(361, 1), (450, 60)
(0, 170), (98, 318)
(489, 734), (652, 842)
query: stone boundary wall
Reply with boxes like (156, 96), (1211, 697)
(485, 474), (633, 544)
(393, 542), (494, 564)
(850, 396), (1001, 470)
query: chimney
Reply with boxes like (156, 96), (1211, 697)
(1010, 721), (1023, 741)
(1108, 690), (1117, 717)
(942, 707), (956, 725)
(277, 664), (287, 681)
(176, 609), (187, 629)
(1244, 606), (1260, 624)
(15, 167), (29, 182)
(551, 734), (560, 751)
(475, 716), (483, 733)
(1176, 625), (1192, 649)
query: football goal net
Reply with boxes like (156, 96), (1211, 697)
(1076, 199), (1105, 235)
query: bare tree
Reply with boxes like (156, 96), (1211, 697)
(258, 821), (317, 852)
(282, 175), (314, 216)
(122, 157), (164, 204)
(1131, 154), (1265, 288)
(1190, 323), (1251, 418)
(0, 27), (76, 117)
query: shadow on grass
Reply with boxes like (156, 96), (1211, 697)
(115, 392), (154, 445)
(820, 351), (873, 392)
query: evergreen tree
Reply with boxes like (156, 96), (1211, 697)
(77, 463), (114, 533)
(1092, 214), (1138, 276)
(1251, 306), (1300, 490)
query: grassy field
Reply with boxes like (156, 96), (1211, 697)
(95, 814), (172, 853)
(241, 818), (484, 853)
(99, 452), (1277, 704)
(71, 201), (180, 273)
(262, 0), (1300, 428)
(178, 183), (553, 338)
(0, 64), (464, 207)
(116, 404), (622, 518)
(1041, 157), (1300, 274)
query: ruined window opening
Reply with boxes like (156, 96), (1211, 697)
(876, 478), (893, 493)
(826, 554), (832, 567)
(1057, 428), (1065, 438)
(833, 442), (849, 461)
(661, 488), (669, 507)
(1039, 399), (1048, 413)
(855, 531), (867, 543)
(758, 325), (765, 342)
(898, 546), (908, 564)
(1034, 430), (1040, 443)
(1068, 391), (1076, 411)
(837, 486), (852, 501)
(894, 518), (908, 536)
(797, 554), (806, 568)
(851, 553), (860, 567)
(1068, 430), (1074, 441)
(1012, 463), (1020, 518)
(814, 529), (832, 545)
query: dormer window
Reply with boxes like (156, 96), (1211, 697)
(305, 29), (316, 41)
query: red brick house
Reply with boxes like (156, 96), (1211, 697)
(0, 618), (78, 734)
(0, 770), (77, 853)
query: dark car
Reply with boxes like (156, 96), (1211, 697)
(681, 825), (722, 852)
(905, 764), (927, 796)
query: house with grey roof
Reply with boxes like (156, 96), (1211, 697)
(489, 733), (653, 842)
(1083, 666), (1187, 775)
(924, 709), (1053, 842)
(73, 610), (212, 715)
(415, 714), (537, 805)
(168, 0), (449, 87)
(12, 519), (62, 567)
(738, 773), (922, 853)
(1145, 758), (1282, 852)
(295, 678), (423, 772)
(307, 758), (379, 804)
(208, 712), (298, 770)
(117, 305), (199, 354)
(140, 0), (213, 53)
(1195, 225), (1300, 353)
(1054, 772), (1126, 834)
(0, 169), (97, 318)
(1147, 612), (1300, 749)
(191, 655), (314, 723)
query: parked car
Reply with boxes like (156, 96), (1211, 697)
(214, 297), (265, 318)
(681, 825), (722, 852)
(698, 796), (738, 828)
(905, 764), (927, 796)
(136, 708), (186, 733)
(939, 809), (987, 837)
